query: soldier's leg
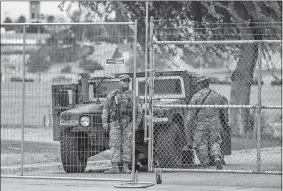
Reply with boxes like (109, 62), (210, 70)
(121, 121), (133, 174)
(193, 130), (210, 165)
(184, 120), (194, 146)
(104, 122), (121, 174)
(211, 142), (222, 169)
(210, 126), (223, 169)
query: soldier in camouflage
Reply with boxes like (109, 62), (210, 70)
(102, 74), (143, 174)
(186, 77), (229, 170)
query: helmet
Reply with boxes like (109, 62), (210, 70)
(119, 74), (131, 81)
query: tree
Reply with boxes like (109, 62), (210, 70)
(4, 17), (12, 23)
(3, 17), (14, 31)
(15, 15), (26, 32)
(17, 15), (26, 23)
(26, 50), (50, 73)
(26, 21), (47, 33)
(47, 15), (55, 23)
(61, 1), (282, 136)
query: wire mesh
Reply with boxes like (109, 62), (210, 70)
(149, 20), (282, 175)
(1, 22), (138, 180)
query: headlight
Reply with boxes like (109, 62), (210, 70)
(80, 116), (90, 127)
(62, 112), (71, 120)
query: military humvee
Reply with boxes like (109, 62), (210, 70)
(52, 71), (231, 173)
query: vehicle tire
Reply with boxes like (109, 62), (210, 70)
(60, 129), (88, 173)
(154, 123), (183, 168)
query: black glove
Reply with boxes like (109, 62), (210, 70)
(187, 145), (193, 149)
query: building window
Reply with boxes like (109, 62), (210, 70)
(32, 13), (35, 19)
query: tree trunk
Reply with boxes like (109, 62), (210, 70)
(230, 29), (259, 136)
(230, 44), (259, 136)
(229, 3), (260, 136)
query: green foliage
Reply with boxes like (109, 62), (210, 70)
(26, 24), (94, 73)
(47, 15), (55, 23)
(68, 10), (129, 44)
(26, 21), (47, 33)
(79, 58), (104, 73)
(52, 76), (72, 83)
(49, 46), (77, 63)
(61, 66), (72, 73)
(17, 15), (26, 23)
(73, 1), (281, 73)
(4, 17), (12, 23)
(69, 1), (281, 74)
(74, 1), (281, 44)
(26, 52), (50, 73)
(14, 15), (26, 32)
(47, 45), (93, 63)
(3, 17), (14, 31)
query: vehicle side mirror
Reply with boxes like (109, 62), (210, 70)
(58, 90), (69, 107)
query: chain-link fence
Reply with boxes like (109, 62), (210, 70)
(1, 19), (281, 184)
(1, 22), (139, 181)
(147, 19), (282, 177)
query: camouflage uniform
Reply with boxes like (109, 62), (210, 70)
(102, 77), (143, 164)
(186, 86), (228, 166)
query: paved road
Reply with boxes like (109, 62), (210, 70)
(2, 172), (281, 191)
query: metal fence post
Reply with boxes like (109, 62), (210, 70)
(256, 42), (262, 172)
(151, 29), (155, 172)
(131, 19), (138, 184)
(148, 17), (154, 172)
(21, 24), (26, 176)
(144, 1), (149, 142)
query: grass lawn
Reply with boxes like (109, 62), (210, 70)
(1, 139), (61, 166)
(231, 135), (282, 151)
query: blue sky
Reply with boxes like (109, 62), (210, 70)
(1, 1), (77, 22)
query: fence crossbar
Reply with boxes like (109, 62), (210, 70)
(154, 40), (281, 45)
(1, 22), (135, 26)
(156, 168), (282, 175)
(153, 104), (282, 109)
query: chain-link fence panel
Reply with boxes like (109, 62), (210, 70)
(1, 22), (138, 181)
(148, 19), (281, 175)
(1, 31), (27, 176)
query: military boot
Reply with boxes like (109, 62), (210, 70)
(215, 156), (223, 170)
(121, 162), (131, 174)
(104, 163), (120, 174)
(221, 157), (226, 165)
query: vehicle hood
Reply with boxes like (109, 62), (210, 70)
(65, 103), (104, 114)
(152, 99), (185, 106)
(142, 99), (185, 111)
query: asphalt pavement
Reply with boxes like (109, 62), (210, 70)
(2, 171), (282, 191)
(1, 147), (281, 190)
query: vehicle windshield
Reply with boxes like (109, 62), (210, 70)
(89, 81), (119, 99)
(138, 78), (182, 96)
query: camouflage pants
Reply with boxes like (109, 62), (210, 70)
(193, 124), (222, 164)
(109, 118), (133, 163)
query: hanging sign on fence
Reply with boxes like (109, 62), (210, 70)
(106, 58), (125, 65)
